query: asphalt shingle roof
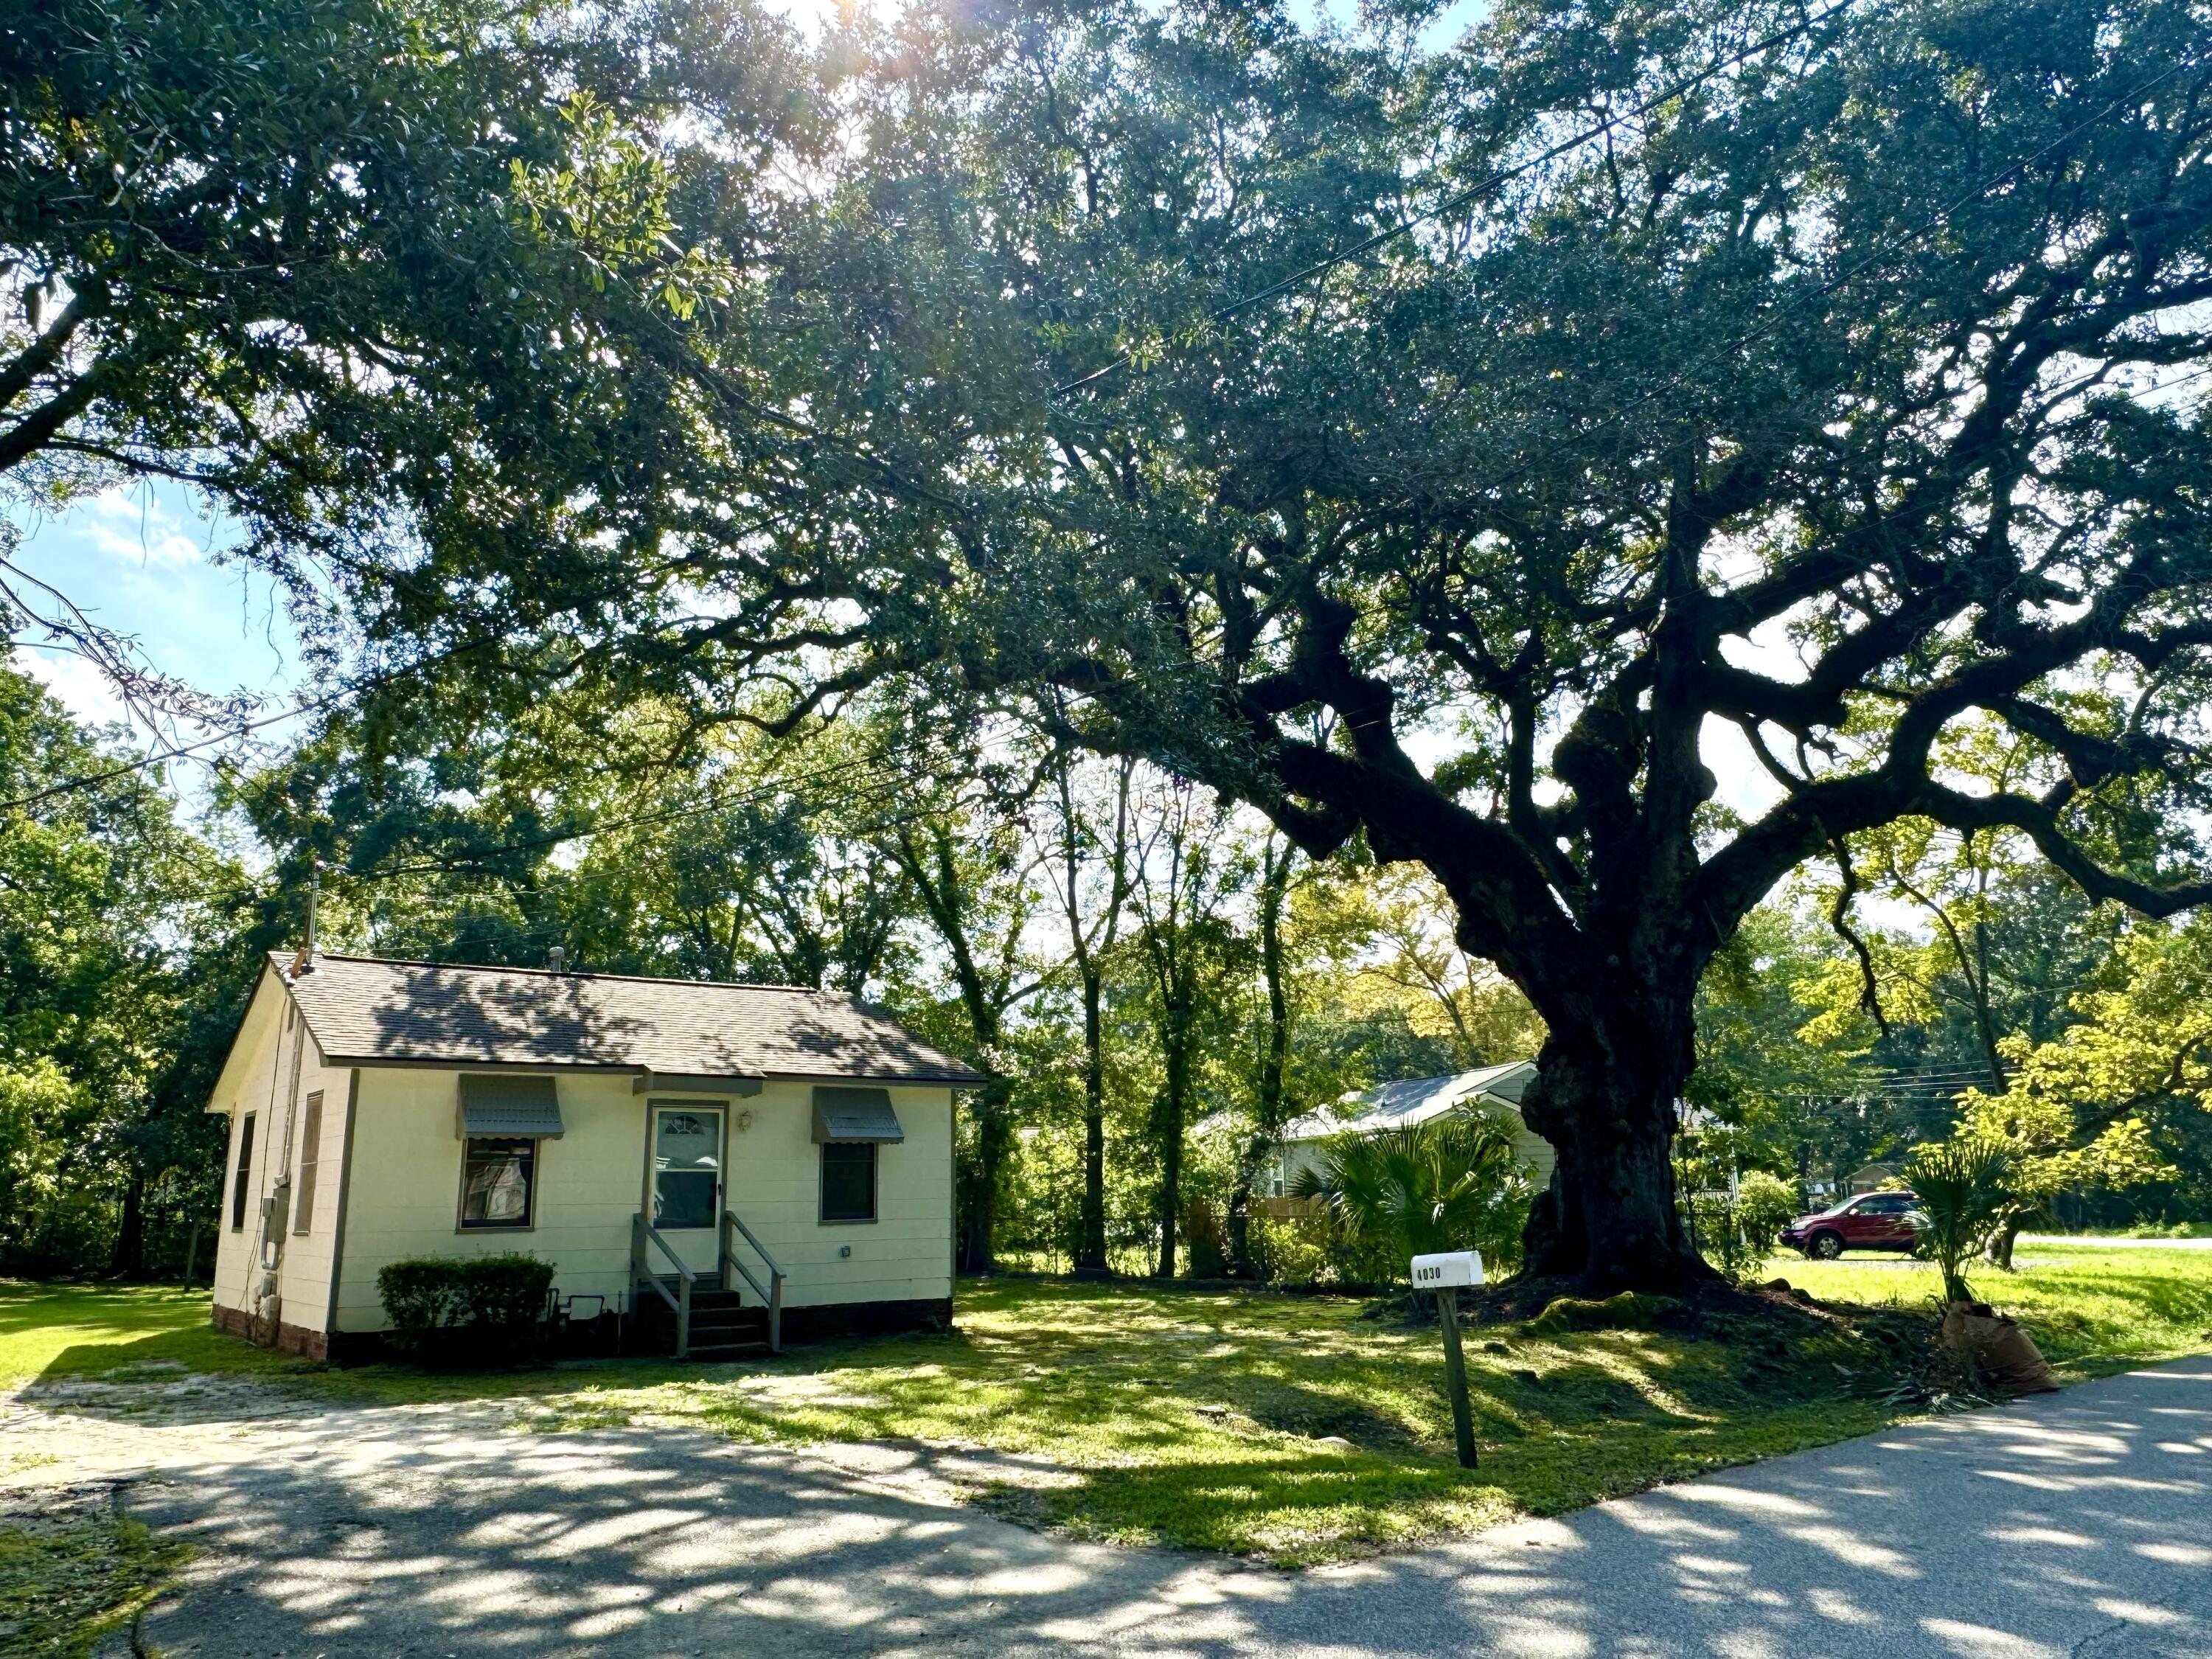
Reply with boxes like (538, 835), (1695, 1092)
(272, 953), (984, 1085)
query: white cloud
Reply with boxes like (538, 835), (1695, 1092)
(77, 486), (218, 568)
(15, 644), (129, 730)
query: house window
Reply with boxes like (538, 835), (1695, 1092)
(292, 1092), (323, 1235)
(459, 1137), (537, 1230)
(820, 1141), (877, 1224)
(231, 1113), (257, 1231)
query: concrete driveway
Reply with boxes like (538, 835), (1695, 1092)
(16, 1352), (2211, 1657)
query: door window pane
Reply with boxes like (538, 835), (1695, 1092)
(653, 1110), (720, 1229)
(461, 1137), (537, 1229)
(821, 1141), (876, 1223)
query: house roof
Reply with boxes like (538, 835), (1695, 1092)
(267, 953), (985, 1085)
(1280, 1060), (1538, 1143)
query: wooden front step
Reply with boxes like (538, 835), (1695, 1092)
(630, 1284), (772, 1358)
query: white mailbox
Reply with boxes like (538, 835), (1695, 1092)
(1411, 1250), (1485, 1290)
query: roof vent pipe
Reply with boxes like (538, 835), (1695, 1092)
(547, 945), (567, 973)
(291, 863), (321, 976)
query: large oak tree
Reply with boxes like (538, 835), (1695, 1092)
(333, 0), (2212, 1289)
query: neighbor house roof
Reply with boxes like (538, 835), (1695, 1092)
(266, 953), (985, 1085)
(1279, 1060), (1538, 1144)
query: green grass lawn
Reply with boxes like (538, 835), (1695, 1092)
(0, 1283), (312, 1395)
(7, 1246), (2210, 1567)
(1775, 1243), (2212, 1374)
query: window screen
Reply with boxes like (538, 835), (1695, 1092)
(820, 1141), (877, 1223)
(293, 1092), (323, 1235)
(459, 1137), (537, 1229)
(231, 1113), (257, 1231)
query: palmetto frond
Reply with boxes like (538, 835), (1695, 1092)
(1290, 1110), (1524, 1268)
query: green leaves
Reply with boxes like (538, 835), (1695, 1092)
(1903, 1135), (2013, 1304)
(1291, 1109), (1530, 1276)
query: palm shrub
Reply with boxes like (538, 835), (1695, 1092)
(1290, 1111), (1529, 1283)
(1903, 1138), (2014, 1304)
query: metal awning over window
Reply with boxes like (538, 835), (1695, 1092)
(811, 1085), (903, 1144)
(456, 1074), (565, 1139)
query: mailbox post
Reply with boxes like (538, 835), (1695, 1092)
(1411, 1250), (1484, 1469)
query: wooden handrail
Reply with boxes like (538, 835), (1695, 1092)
(720, 1208), (786, 1354)
(631, 1213), (694, 1358)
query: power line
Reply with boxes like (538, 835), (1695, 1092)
(1050, 0), (1865, 397)
(0, 634), (510, 815)
(1, 692), (342, 815)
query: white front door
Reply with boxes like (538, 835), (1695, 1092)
(647, 1104), (725, 1277)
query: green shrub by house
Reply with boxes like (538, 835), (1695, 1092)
(376, 1254), (554, 1366)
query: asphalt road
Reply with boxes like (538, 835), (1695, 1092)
(31, 1348), (2197, 1657)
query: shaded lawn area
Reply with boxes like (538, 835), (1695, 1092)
(9, 1248), (2211, 1566)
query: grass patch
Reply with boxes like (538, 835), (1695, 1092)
(0, 1496), (189, 1659)
(7, 1249), (2208, 1567)
(0, 1282), (312, 1391)
(1772, 1243), (2212, 1377)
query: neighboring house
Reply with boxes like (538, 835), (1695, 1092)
(1266, 1062), (1557, 1208)
(206, 952), (982, 1362)
(1847, 1161), (1902, 1194)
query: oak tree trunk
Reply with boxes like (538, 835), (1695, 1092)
(1153, 1029), (1191, 1279)
(1513, 1009), (1714, 1293)
(956, 1079), (1013, 1273)
(1228, 848), (1293, 1279)
(110, 1169), (147, 1279)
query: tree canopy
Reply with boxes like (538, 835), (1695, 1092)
(1, 0), (800, 709)
(305, 0), (2212, 1289)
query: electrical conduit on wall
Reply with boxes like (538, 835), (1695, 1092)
(247, 989), (307, 1345)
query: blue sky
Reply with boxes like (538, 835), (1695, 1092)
(9, 481), (304, 742)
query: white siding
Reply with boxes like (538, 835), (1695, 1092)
(207, 975), (352, 1335)
(330, 1069), (954, 1334)
(1277, 1100), (1556, 1193)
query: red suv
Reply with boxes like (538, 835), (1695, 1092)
(1780, 1190), (1921, 1259)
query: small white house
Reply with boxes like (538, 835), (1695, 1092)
(1267, 1061), (1557, 1204)
(206, 951), (981, 1362)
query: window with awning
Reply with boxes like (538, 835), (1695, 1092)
(456, 1074), (566, 1139)
(811, 1086), (904, 1143)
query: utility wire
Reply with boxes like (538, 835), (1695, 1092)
(0, 633), (513, 815)
(1050, 0), (1865, 397)
(1, 693), (343, 814)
